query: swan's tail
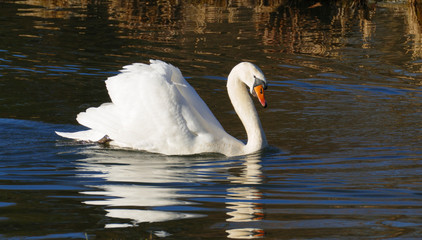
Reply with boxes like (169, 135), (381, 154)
(56, 102), (121, 142)
(55, 129), (105, 142)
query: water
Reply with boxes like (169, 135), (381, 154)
(1, 0), (422, 239)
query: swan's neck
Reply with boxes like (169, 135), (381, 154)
(227, 72), (267, 154)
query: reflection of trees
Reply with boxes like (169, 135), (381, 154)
(258, 0), (376, 55)
(106, 0), (377, 56)
(18, 0), (89, 19)
(408, 0), (422, 61)
(19, 0), (377, 55)
(108, 0), (183, 41)
(17, 0), (422, 72)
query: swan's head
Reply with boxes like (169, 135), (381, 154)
(231, 62), (268, 108)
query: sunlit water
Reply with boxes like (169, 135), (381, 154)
(1, 1), (422, 239)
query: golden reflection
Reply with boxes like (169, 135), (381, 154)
(108, 0), (181, 41)
(17, 0), (88, 18)
(14, 0), (422, 61)
(407, 1), (422, 61)
(16, 0), (422, 78)
(258, 1), (378, 56)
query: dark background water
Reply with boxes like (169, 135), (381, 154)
(1, 0), (422, 239)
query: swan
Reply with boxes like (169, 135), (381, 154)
(56, 60), (268, 156)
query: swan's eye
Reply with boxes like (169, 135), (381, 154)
(253, 75), (267, 90)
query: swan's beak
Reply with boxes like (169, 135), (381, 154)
(254, 85), (267, 108)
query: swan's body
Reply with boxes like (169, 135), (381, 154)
(57, 60), (268, 156)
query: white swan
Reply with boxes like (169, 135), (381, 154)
(56, 60), (268, 156)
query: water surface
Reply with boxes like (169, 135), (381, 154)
(1, 0), (422, 239)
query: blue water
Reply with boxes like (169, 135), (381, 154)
(1, 117), (421, 239)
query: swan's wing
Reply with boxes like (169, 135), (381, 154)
(103, 59), (225, 134)
(59, 60), (238, 155)
(153, 60), (225, 133)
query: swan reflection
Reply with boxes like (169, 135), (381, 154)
(226, 155), (264, 239)
(77, 147), (265, 238)
(77, 148), (205, 228)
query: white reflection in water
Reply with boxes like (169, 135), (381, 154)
(77, 148), (205, 227)
(77, 147), (265, 238)
(226, 157), (265, 239)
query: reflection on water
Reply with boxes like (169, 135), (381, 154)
(226, 158), (265, 239)
(13, 0), (422, 62)
(0, 118), (422, 238)
(2, 0), (422, 123)
(77, 149), (205, 227)
(76, 147), (266, 238)
(1, 0), (422, 239)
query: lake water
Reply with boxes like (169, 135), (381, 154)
(1, 0), (422, 239)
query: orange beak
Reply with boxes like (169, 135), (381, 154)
(254, 85), (267, 108)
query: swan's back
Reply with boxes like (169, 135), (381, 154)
(59, 60), (243, 155)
